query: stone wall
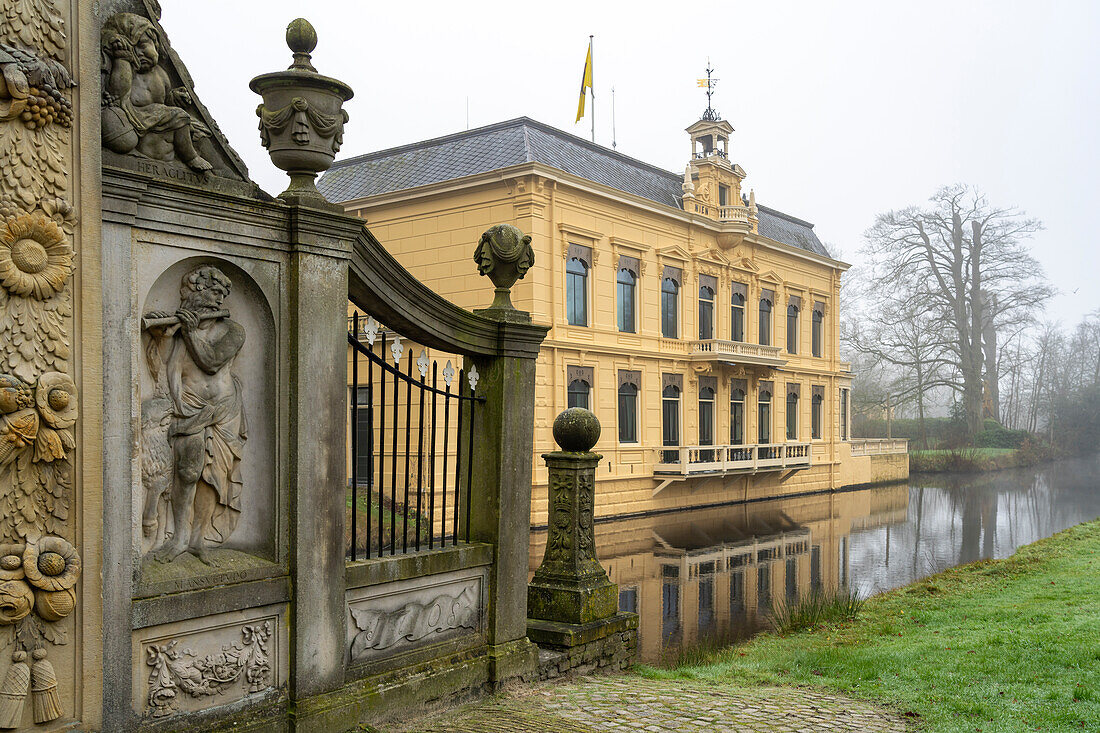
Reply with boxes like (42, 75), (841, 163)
(535, 623), (637, 682)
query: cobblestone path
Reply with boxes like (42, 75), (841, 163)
(397, 675), (912, 732)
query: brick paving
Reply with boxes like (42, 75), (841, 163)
(397, 675), (912, 732)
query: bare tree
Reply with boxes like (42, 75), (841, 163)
(862, 185), (1050, 438)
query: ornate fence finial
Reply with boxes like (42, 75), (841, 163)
(472, 224), (534, 322)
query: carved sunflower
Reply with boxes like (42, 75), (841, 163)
(0, 212), (73, 299)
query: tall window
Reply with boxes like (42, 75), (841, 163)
(758, 387), (772, 444)
(698, 285), (715, 340)
(566, 257), (588, 326)
(617, 267), (636, 333)
(730, 388), (745, 444)
(718, 184), (729, 207)
(812, 393), (823, 439)
(759, 297), (772, 345)
(618, 383), (638, 443)
(786, 390), (798, 440)
(662, 384), (680, 462)
(352, 386), (370, 479)
(812, 309), (823, 357)
(786, 304), (799, 354)
(698, 384), (715, 461)
(661, 277), (678, 338)
(839, 388), (850, 441)
(567, 379), (590, 410)
(731, 291), (745, 341)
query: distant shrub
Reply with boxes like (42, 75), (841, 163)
(974, 419), (1031, 449)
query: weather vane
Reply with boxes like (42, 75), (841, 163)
(697, 59), (720, 121)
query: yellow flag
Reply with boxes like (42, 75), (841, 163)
(576, 41), (593, 123)
(697, 79), (710, 87)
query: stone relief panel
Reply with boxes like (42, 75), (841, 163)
(137, 256), (276, 576)
(97, 0), (251, 185)
(133, 608), (285, 720)
(346, 570), (485, 665)
(0, 0), (80, 727)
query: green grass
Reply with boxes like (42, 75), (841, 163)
(637, 520), (1100, 732)
(770, 587), (865, 636)
(909, 448), (1016, 458)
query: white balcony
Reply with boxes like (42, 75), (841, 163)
(653, 442), (812, 476)
(690, 339), (787, 368)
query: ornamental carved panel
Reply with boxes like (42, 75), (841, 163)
(0, 0), (85, 727)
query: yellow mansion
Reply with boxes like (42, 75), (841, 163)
(321, 115), (907, 526)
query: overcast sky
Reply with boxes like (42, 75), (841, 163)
(163, 0), (1099, 325)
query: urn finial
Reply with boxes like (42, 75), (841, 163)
(472, 224), (534, 322)
(249, 18), (353, 207)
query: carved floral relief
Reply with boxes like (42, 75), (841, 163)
(0, 0), (80, 726)
(144, 621), (273, 719)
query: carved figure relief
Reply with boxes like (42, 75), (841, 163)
(141, 266), (247, 563)
(144, 621), (272, 719)
(0, 1), (79, 724)
(100, 13), (213, 171)
(349, 586), (477, 660)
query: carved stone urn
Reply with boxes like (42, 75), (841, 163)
(249, 19), (353, 206)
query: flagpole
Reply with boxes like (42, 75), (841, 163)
(589, 35), (594, 143)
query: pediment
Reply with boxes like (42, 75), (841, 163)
(656, 244), (691, 263)
(99, 0), (255, 190)
(701, 248), (731, 267)
(758, 269), (784, 284)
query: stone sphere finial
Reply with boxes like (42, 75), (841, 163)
(286, 19), (318, 71)
(553, 408), (601, 453)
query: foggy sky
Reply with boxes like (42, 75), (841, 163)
(161, 0), (1099, 325)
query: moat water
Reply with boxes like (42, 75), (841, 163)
(529, 454), (1100, 664)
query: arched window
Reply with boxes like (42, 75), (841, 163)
(618, 383), (638, 443)
(786, 304), (799, 354)
(616, 267), (636, 333)
(566, 257), (588, 326)
(786, 391), (799, 440)
(758, 388), (772, 444)
(698, 285), (715, 340)
(662, 384), (680, 462)
(730, 388), (745, 445)
(698, 385), (715, 461)
(759, 298), (772, 346)
(567, 379), (590, 410)
(731, 292), (745, 342)
(812, 310), (824, 357)
(661, 278), (678, 338)
(812, 393), (823, 439)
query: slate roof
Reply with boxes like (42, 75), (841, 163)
(319, 117), (831, 258)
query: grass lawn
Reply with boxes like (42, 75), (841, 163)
(639, 519), (1100, 732)
(909, 448), (1016, 458)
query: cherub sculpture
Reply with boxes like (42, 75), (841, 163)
(100, 13), (212, 171)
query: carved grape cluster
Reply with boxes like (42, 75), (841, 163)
(16, 85), (72, 130)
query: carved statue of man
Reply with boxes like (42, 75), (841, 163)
(100, 12), (213, 171)
(143, 266), (246, 563)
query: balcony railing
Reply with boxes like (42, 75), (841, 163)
(718, 205), (751, 223)
(690, 339), (787, 367)
(654, 442), (812, 476)
(850, 438), (909, 456)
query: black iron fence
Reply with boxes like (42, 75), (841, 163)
(346, 312), (483, 561)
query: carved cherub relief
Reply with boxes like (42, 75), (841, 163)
(142, 266), (247, 563)
(100, 13), (212, 171)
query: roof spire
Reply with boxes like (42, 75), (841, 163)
(697, 58), (720, 121)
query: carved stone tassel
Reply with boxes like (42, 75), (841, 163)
(30, 649), (61, 724)
(0, 650), (29, 729)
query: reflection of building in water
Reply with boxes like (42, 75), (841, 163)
(529, 485), (909, 662)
